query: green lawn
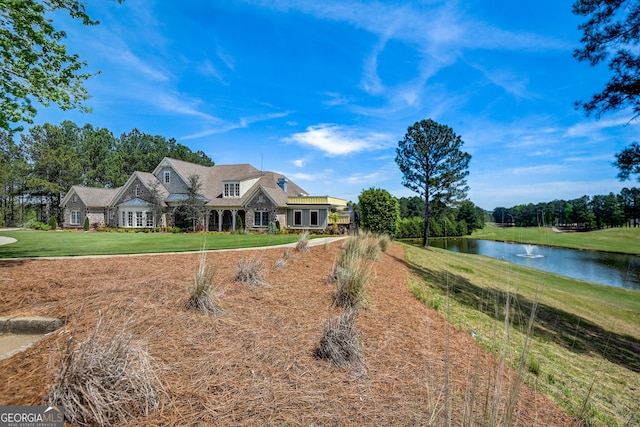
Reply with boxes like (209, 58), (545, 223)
(0, 230), (301, 258)
(401, 242), (640, 427)
(470, 224), (640, 255)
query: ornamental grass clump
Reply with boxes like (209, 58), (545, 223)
(48, 318), (163, 427)
(378, 233), (391, 253)
(186, 249), (222, 314)
(235, 256), (268, 287)
(315, 309), (363, 369)
(295, 230), (310, 253)
(332, 243), (370, 310)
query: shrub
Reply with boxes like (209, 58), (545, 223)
(186, 249), (222, 314)
(315, 309), (363, 369)
(48, 319), (163, 426)
(48, 216), (58, 230)
(83, 216), (90, 231)
(235, 257), (268, 287)
(32, 221), (50, 231)
(295, 231), (309, 253)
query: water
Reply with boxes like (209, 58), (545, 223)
(426, 239), (640, 290)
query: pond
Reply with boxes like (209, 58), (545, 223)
(425, 239), (640, 290)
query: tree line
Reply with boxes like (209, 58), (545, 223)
(355, 190), (486, 240)
(0, 120), (214, 227)
(492, 189), (640, 229)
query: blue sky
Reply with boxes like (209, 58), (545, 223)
(33, 0), (640, 210)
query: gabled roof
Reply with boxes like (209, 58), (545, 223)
(153, 157), (214, 189)
(205, 170), (308, 208)
(111, 171), (170, 207)
(61, 185), (121, 207)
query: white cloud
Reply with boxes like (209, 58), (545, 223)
(283, 124), (392, 156)
(563, 116), (635, 138)
(292, 159), (305, 167)
(182, 111), (291, 140)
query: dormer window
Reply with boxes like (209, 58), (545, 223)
(164, 171), (170, 183)
(224, 182), (240, 198)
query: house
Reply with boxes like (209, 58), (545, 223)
(61, 157), (349, 232)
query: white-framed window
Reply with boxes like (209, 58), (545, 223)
(293, 210), (302, 226)
(224, 182), (240, 197)
(136, 211), (144, 227)
(310, 210), (319, 227)
(135, 186), (140, 197)
(71, 210), (80, 225)
(146, 213), (155, 227)
(254, 211), (269, 227)
(164, 171), (170, 184)
(128, 211), (134, 227)
(73, 195), (77, 202)
(122, 211), (126, 227)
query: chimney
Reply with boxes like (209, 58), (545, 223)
(278, 177), (288, 192)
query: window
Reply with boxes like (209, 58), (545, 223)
(164, 171), (170, 184)
(122, 211), (126, 227)
(293, 210), (302, 226)
(224, 182), (240, 197)
(128, 211), (133, 227)
(135, 186), (140, 197)
(310, 210), (319, 227)
(71, 210), (80, 225)
(254, 211), (269, 227)
(146, 213), (154, 227)
(73, 195), (77, 203)
(136, 211), (144, 227)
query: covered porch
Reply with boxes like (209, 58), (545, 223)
(207, 208), (246, 232)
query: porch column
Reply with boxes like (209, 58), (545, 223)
(231, 209), (238, 231)
(204, 209), (209, 231)
(216, 209), (224, 232)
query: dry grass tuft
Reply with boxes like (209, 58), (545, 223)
(273, 257), (287, 270)
(315, 309), (363, 369)
(47, 317), (164, 426)
(378, 234), (391, 252)
(295, 231), (310, 253)
(332, 242), (370, 310)
(186, 249), (223, 314)
(235, 256), (268, 287)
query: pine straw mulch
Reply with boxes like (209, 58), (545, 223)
(0, 242), (579, 426)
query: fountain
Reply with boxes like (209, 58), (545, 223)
(516, 244), (544, 259)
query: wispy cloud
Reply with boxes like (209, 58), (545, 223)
(563, 115), (635, 138)
(283, 124), (392, 155)
(182, 111), (291, 140)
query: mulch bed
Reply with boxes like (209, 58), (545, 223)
(0, 242), (578, 426)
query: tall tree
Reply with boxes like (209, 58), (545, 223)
(174, 174), (206, 231)
(23, 122), (83, 222)
(614, 141), (640, 181)
(396, 119), (471, 247)
(0, 131), (29, 226)
(79, 124), (118, 187)
(0, 0), (112, 130)
(358, 187), (400, 237)
(573, 0), (640, 119)
(573, 1), (640, 181)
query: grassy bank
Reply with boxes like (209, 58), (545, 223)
(0, 230), (301, 258)
(401, 242), (640, 427)
(469, 224), (640, 255)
